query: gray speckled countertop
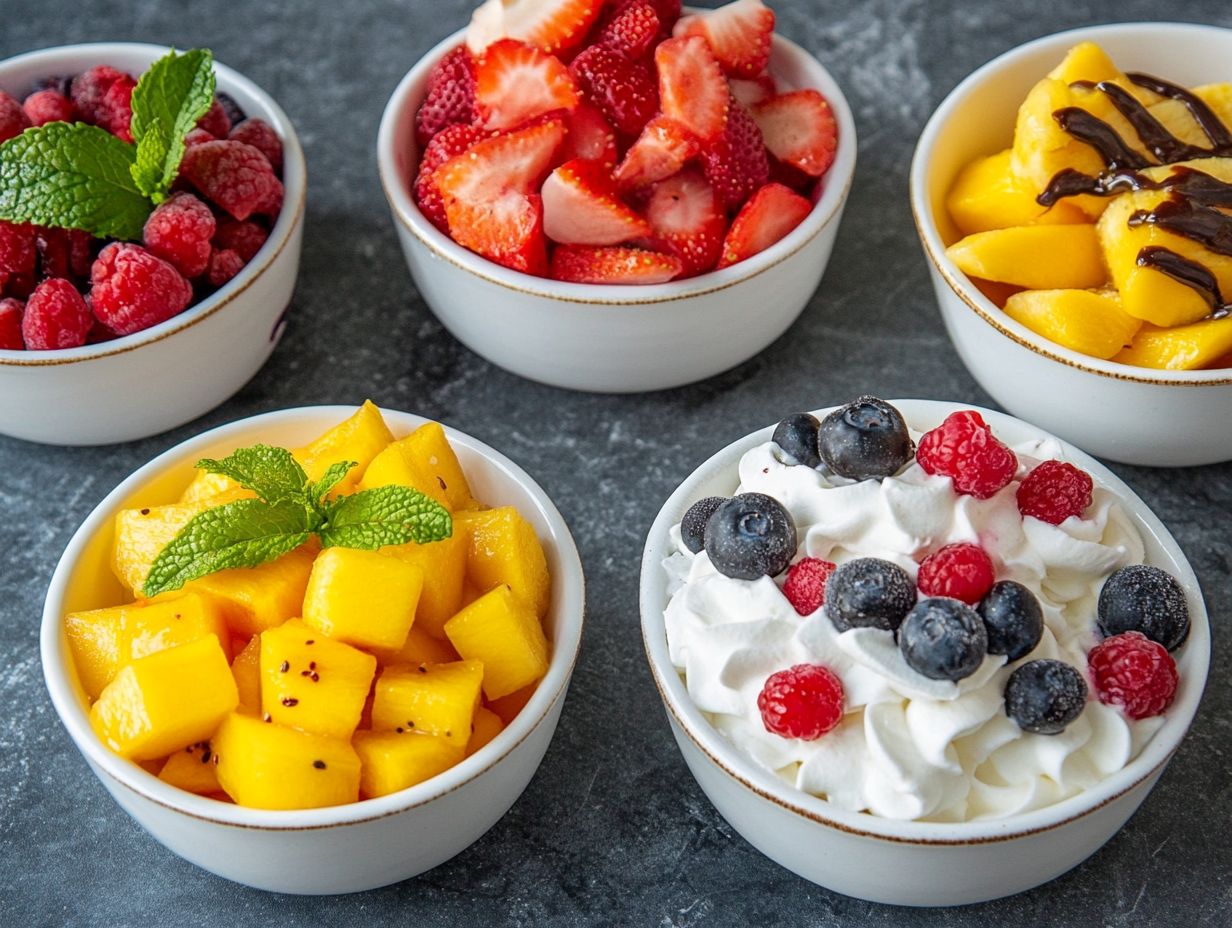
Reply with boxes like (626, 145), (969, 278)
(2, 1), (1229, 924)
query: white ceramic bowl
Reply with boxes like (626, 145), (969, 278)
(377, 21), (856, 393)
(910, 23), (1232, 467)
(640, 398), (1209, 906)
(41, 406), (585, 894)
(0, 43), (306, 446)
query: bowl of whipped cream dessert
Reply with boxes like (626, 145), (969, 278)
(640, 396), (1209, 906)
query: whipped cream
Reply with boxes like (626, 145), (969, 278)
(664, 428), (1166, 822)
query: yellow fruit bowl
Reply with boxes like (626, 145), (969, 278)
(40, 406), (585, 894)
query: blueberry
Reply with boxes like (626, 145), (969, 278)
(704, 493), (796, 580)
(1004, 659), (1087, 734)
(898, 598), (988, 681)
(978, 580), (1044, 662)
(824, 558), (916, 632)
(818, 396), (915, 481)
(1097, 565), (1190, 651)
(681, 496), (726, 554)
(772, 413), (822, 468)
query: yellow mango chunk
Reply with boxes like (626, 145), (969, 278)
(466, 706), (504, 757)
(185, 544), (316, 639)
(158, 740), (221, 794)
(947, 149), (1087, 235)
(303, 547), (424, 650)
(946, 224), (1107, 292)
(370, 625), (461, 667)
(398, 422), (476, 512)
(381, 527), (469, 639)
(454, 507), (551, 618)
(1003, 288), (1142, 359)
(1046, 41), (1141, 90)
(371, 660), (483, 748)
(231, 634), (262, 715)
(260, 619), (376, 739)
(293, 400), (394, 496)
(1113, 316), (1232, 369)
(213, 713), (360, 809)
(357, 437), (451, 510)
(89, 635), (237, 761)
(353, 730), (464, 798)
(1145, 83), (1232, 151)
(179, 470), (253, 505)
(445, 585), (549, 701)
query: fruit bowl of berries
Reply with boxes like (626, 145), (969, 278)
(377, 0), (856, 393)
(0, 43), (304, 445)
(640, 397), (1209, 905)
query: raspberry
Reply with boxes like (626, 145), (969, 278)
(89, 243), (193, 336)
(0, 298), (24, 350)
(570, 45), (659, 139)
(228, 118), (283, 174)
(213, 217), (269, 262)
(1088, 631), (1178, 720)
(21, 278), (92, 350)
(206, 247), (245, 288)
(758, 664), (844, 740)
(23, 89), (74, 127)
(184, 127), (217, 147)
(180, 140), (283, 221)
(0, 91), (31, 143)
(143, 192), (216, 278)
(196, 98), (232, 139)
(414, 122), (488, 230)
(70, 65), (126, 125)
(917, 410), (1018, 499)
(700, 99), (769, 211)
(782, 557), (836, 616)
(0, 221), (38, 293)
(917, 543), (995, 604)
(415, 45), (478, 149)
(1016, 460), (1093, 525)
(98, 74), (136, 142)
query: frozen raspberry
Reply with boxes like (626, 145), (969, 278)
(414, 122), (488, 230)
(196, 98), (232, 139)
(98, 74), (136, 142)
(1016, 460), (1093, 525)
(758, 664), (844, 740)
(0, 298), (24, 350)
(23, 89), (73, 127)
(184, 127), (216, 147)
(206, 247), (245, 288)
(70, 65), (126, 125)
(0, 91), (31, 143)
(415, 45), (478, 149)
(143, 192), (216, 278)
(0, 221), (37, 293)
(180, 140), (283, 221)
(89, 242), (193, 336)
(21, 278), (92, 350)
(917, 410), (1018, 500)
(213, 217), (268, 262)
(917, 543), (995, 605)
(1088, 631), (1178, 720)
(783, 557), (837, 616)
(228, 118), (283, 174)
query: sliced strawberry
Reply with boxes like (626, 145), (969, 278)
(415, 123), (489, 230)
(542, 159), (651, 246)
(414, 45), (478, 149)
(466, 0), (605, 56)
(614, 116), (698, 190)
(674, 0), (775, 78)
(641, 168), (725, 276)
(753, 89), (838, 177)
(476, 39), (579, 131)
(717, 182), (811, 268)
(699, 98), (768, 211)
(550, 244), (683, 284)
(729, 73), (776, 109)
(655, 36), (728, 143)
(570, 45), (659, 140)
(595, 2), (660, 59)
(561, 102), (619, 168)
(448, 192), (548, 275)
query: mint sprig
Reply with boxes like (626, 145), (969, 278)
(142, 444), (452, 598)
(129, 48), (216, 200)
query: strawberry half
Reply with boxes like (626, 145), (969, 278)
(655, 36), (729, 143)
(465, 0), (605, 56)
(642, 168), (725, 276)
(699, 98), (768, 211)
(717, 181), (811, 268)
(550, 244), (683, 284)
(542, 159), (651, 246)
(414, 45), (478, 149)
(753, 89), (838, 177)
(729, 73), (777, 109)
(674, 0), (775, 78)
(614, 116), (699, 190)
(561, 102), (619, 169)
(571, 45), (659, 140)
(595, 2), (660, 59)
(415, 123), (489, 230)
(476, 39), (579, 130)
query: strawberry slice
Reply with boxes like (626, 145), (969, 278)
(415, 123), (489, 230)
(465, 0), (605, 56)
(752, 89), (838, 177)
(614, 116), (699, 190)
(595, 2), (660, 59)
(542, 159), (651, 246)
(717, 182), (811, 268)
(655, 36), (729, 143)
(561, 102), (619, 168)
(729, 73), (776, 109)
(641, 168), (725, 276)
(673, 0), (775, 78)
(570, 45), (659, 140)
(550, 244), (683, 284)
(699, 98), (768, 211)
(476, 39), (579, 130)
(414, 45), (478, 149)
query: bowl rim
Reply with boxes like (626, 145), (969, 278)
(375, 18), (858, 306)
(0, 41), (307, 368)
(909, 21), (1232, 388)
(639, 397), (1211, 845)
(40, 405), (586, 829)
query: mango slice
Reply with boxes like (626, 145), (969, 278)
(294, 400), (394, 497)
(260, 619), (376, 739)
(1003, 288), (1142, 359)
(371, 660), (483, 748)
(357, 436), (452, 510)
(948, 149), (1087, 235)
(1145, 83), (1232, 152)
(186, 544), (317, 639)
(158, 740), (222, 795)
(397, 422), (477, 512)
(1114, 315), (1232, 369)
(381, 527), (470, 639)
(353, 730), (464, 798)
(455, 507), (551, 618)
(445, 585), (549, 701)
(302, 547), (424, 650)
(946, 224), (1107, 290)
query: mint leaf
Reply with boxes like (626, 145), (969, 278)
(319, 486), (452, 549)
(309, 461), (356, 505)
(0, 123), (149, 240)
(130, 48), (215, 199)
(196, 445), (309, 506)
(142, 498), (312, 598)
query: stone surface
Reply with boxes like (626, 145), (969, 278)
(2, 1), (1230, 924)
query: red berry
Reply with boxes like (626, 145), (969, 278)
(98, 74), (136, 142)
(595, 2), (660, 59)
(414, 123), (489, 231)
(70, 65), (126, 125)
(0, 221), (38, 293)
(642, 169), (725, 277)
(570, 45), (659, 139)
(757, 663), (844, 740)
(415, 45), (479, 149)
(782, 557), (836, 616)
(1088, 631), (1178, 720)
(917, 543), (995, 604)
(0, 91), (31, 143)
(0, 298), (24, 350)
(1017, 460), (1094, 525)
(213, 217), (269, 262)
(21, 278), (92, 350)
(184, 127), (217, 147)
(22, 89), (74, 126)
(228, 118), (283, 174)
(917, 410), (1018, 500)
(89, 243), (193, 336)
(700, 98), (769, 211)
(180, 140), (283, 221)
(196, 98), (232, 139)
(143, 192), (216, 279)
(206, 247), (245, 288)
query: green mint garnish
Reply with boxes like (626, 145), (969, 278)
(129, 48), (216, 200)
(141, 443), (452, 599)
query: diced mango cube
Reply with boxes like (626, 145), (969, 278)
(466, 706), (504, 757)
(231, 634), (262, 715)
(158, 740), (221, 794)
(353, 730), (464, 798)
(946, 225), (1107, 290)
(357, 437), (451, 511)
(371, 660), (483, 747)
(381, 526), (469, 639)
(455, 507), (551, 617)
(398, 422), (476, 512)
(260, 619), (376, 739)
(64, 606), (123, 700)
(947, 149), (1087, 235)
(1113, 316), (1232, 370)
(445, 586), (549, 700)
(179, 470), (253, 505)
(185, 544), (316, 639)
(293, 400), (394, 497)
(303, 547), (424, 650)
(1003, 288), (1142, 359)
(370, 626), (461, 667)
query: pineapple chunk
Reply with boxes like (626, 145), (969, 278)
(353, 730), (464, 798)
(455, 507), (551, 617)
(947, 149), (1087, 235)
(302, 547), (424, 650)
(357, 437), (451, 510)
(1113, 316), (1232, 370)
(231, 634), (262, 715)
(398, 422), (476, 512)
(946, 225), (1107, 290)
(213, 713), (360, 809)
(466, 706), (504, 757)
(293, 400), (394, 497)
(445, 585), (549, 700)
(1003, 289), (1142, 359)
(260, 619), (376, 739)
(158, 740), (221, 794)
(186, 544), (316, 639)
(381, 526), (470, 639)
(370, 625), (461, 667)
(89, 635), (238, 761)
(371, 660), (483, 747)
